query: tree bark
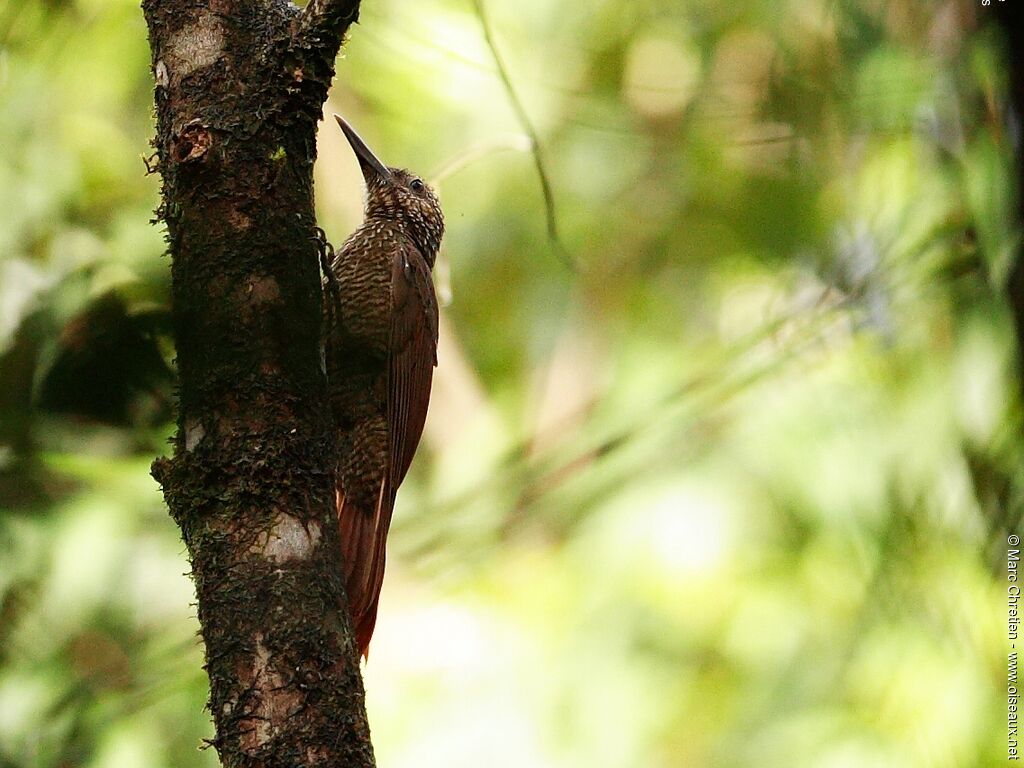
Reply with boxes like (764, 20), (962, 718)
(143, 1), (374, 765)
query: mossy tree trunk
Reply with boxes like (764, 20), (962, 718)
(143, 0), (375, 765)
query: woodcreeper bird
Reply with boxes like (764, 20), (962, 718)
(324, 114), (443, 659)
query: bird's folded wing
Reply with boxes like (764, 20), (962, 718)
(388, 237), (439, 492)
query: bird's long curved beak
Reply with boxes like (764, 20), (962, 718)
(334, 114), (392, 184)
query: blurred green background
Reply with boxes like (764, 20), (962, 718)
(1, 0), (1020, 765)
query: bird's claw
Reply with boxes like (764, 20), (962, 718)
(312, 226), (335, 268)
(314, 227), (342, 344)
(313, 226), (339, 290)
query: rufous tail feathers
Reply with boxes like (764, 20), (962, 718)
(336, 483), (392, 659)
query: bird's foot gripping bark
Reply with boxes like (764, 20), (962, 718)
(314, 225), (341, 313)
(313, 226), (336, 284)
(313, 226), (342, 380)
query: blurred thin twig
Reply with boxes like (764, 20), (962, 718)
(470, 0), (576, 271)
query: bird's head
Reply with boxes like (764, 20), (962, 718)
(335, 114), (445, 266)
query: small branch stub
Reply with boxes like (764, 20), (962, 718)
(295, 0), (361, 54)
(171, 120), (213, 164)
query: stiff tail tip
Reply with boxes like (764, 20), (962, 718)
(355, 599), (380, 661)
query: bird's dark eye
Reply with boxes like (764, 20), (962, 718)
(410, 178), (424, 193)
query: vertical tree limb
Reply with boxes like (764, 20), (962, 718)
(143, 0), (373, 765)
